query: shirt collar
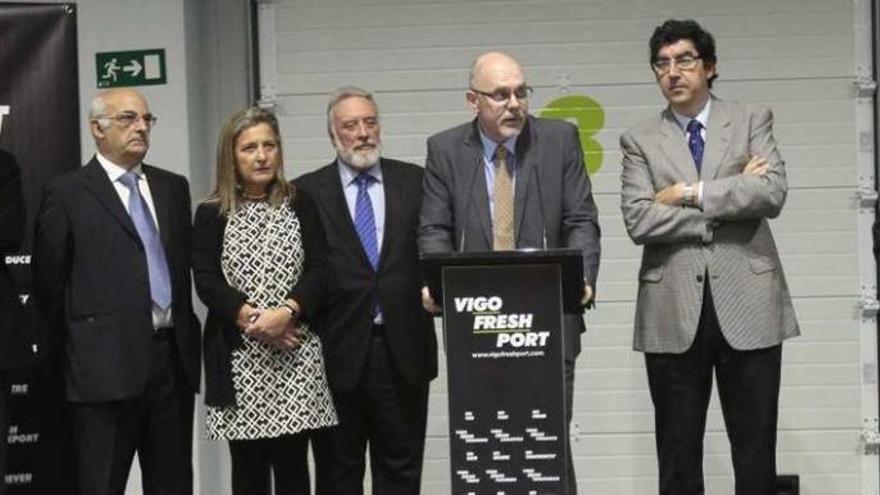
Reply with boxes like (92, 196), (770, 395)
(96, 152), (143, 183)
(477, 126), (518, 163)
(672, 98), (712, 133)
(337, 158), (383, 186)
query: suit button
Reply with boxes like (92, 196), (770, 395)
(696, 274), (703, 283)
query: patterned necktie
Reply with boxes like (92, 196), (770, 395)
(687, 119), (704, 174)
(118, 171), (172, 309)
(354, 173), (379, 271)
(492, 145), (514, 250)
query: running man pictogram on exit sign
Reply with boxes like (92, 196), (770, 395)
(96, 49), (166, 88)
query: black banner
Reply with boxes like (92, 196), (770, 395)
(0, 3), (80, 494)
(443, 263), (568, 494)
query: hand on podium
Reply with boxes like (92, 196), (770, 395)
(581, 284), (594, 306)
(421, 286), (441, 314)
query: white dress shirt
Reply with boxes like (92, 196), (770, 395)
(95, 152), (173, 329)
(672, 99), (711, 205)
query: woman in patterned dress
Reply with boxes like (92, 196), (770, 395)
(193, 107), (337, 495)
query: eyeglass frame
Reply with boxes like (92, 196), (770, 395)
(469, 85), (534, 104)
(93, 111), (158, 128)
(651, 54), (703, 75)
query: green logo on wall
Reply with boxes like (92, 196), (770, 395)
(539, 95), (604, 175)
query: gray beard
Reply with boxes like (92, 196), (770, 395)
(337, 145), (380, 170)
(333, 133), (382, 170)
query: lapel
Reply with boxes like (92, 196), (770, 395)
(513, 118), (536, 246)
(463, 121), (492, 248)
(143, 164), (173, 249)
(378, 159), (400, 270)
(80, 158), (139, 240)
(657, 109), (700, 183)
(700, 99), (732, 180)
(321, 161), (374, 271)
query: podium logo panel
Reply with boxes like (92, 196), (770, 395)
(442, 264), (567, 494)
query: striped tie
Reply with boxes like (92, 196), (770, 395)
(354, 173), (379, 271)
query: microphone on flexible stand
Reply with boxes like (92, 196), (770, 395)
(531, 165), (548, 250)
(458, 154), (483, 253)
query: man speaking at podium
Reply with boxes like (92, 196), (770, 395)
(418, 51), (601, 494)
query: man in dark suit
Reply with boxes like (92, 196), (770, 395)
(295, 86), (437, 495)
(0, 149), (25, 495)
(418, 51), (601, 494)
(620, 20), (799, 494)
(32, 89), (200, 495)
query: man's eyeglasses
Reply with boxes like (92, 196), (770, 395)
(470, 85), (533, 104)
(652, 54), (702, 75)
(95, 112), (158, 128)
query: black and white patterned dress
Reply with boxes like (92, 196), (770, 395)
(206, 200), (337, 440)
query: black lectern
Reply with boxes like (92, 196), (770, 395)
(422, 249), (584, 494)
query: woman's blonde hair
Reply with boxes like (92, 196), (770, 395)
(208, 107), (293, 216)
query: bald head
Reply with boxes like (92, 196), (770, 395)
(467, 51), (529, 143)
(469, 52), (524, 89)
(89, 89), (153, 168)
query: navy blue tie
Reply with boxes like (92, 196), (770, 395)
(119, 171), (172, 309)
(687, 119), (704, 174)
(354, 173), (379, 271)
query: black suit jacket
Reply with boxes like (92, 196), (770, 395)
(419, 117), (601, 343)
(0, 150), (26, 369)
(192, 191), (327, 407)
(32, 157), (200, 402)
(295, 158), (438, 392)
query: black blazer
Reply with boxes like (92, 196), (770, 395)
(32, 157), (200, 402)
(295, 158), (438, 392)
(0, 150), (26, 369)
(192, 190), (327, 408)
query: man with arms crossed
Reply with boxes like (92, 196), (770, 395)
(620, 20), (799, 494)
(419, 52), (600, 494)
(33, 89), (200, 495)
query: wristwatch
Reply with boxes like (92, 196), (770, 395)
(682, 184), (696, 207)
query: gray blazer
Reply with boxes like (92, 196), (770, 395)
(620, 99), (799, 353)
(419, 116), (601, 341)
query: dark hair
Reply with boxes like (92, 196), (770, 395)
(649, 19), (718, 87)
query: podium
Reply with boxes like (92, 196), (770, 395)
(422, 249), (584, 494)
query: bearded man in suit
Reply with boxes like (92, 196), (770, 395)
(619, 19), (799, 495)
(295, 86), (437, 495)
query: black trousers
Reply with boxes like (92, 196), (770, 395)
(314, 332), (429, 495)
(645, 280), (782, 495)
(563, 322), (579, 495)
(69, 335), (194, 495)
(228, 433), (310, 495)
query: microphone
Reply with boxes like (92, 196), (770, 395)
(531, 165), (548, 250)
(458, 154), (483, 253)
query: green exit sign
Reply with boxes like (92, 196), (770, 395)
(96, 49), (166, 88)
